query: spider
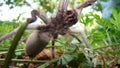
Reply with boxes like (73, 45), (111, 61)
(25, 0), (97, 58)
(26, 9), (78, 58)
(0, 0), (96, 58)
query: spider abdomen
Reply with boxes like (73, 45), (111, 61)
(25, 31), (51, 57)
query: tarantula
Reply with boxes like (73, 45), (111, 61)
(0, 0), (97, 58)
(26, 9), (78, 58)
(25, 0), (97, 58)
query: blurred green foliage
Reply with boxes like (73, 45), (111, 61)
(0, 21), (18, 36)
(95, 0), (120, 20)
(80, 8), (120, 67)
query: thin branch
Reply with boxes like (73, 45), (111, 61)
(0, 59), (48, 63)
(0, 24), (45, 42)
(38, 57), (59, 68)
(93, 43), (120, 51)
(0, 49), (25, 54)
(110, 56), (119, 68)
(0, 27), (20, 42)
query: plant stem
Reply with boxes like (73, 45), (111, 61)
(0, 49), (25, 54)
(38, 58), (59, 68)
(0, 59), (48, 63)
(93, 43), (120, 50)
(3, 23), (28, 68)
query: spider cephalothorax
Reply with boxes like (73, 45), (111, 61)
(37, 9), (78, 39)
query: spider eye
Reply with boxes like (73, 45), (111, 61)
(66, 10), (72, 15)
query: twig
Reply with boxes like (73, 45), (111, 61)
(93, 43), (120, 50)
(0, 49), (25, 54)
(38, 58), (59, 68)
(0, 27), (19, 42)
(0, 24), (44, 42)
(0, 59), (48, 63)
(110, 56), (119, 68)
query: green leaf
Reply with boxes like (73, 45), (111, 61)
(112, 9), (118, 20)
(3, 22), (28, 68)
(59, 54), (73, 65)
